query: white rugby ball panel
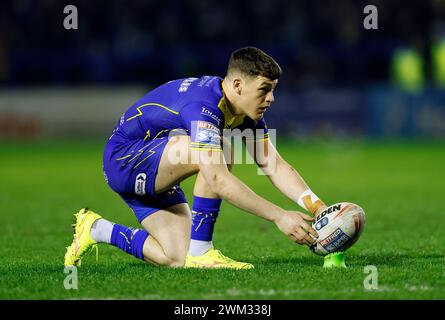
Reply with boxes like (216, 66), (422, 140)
(310, 202), (365, 256)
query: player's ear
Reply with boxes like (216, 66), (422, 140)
(232, 77), (242, 95)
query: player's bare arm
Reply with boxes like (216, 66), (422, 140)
(196, 148), (318, 246)
(249, 138), (327, 217)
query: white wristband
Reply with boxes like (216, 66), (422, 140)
(297, 189), (322, 214)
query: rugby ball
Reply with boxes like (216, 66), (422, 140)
(310, 202), (365, 256)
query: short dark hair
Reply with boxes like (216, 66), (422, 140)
(227, 47), (282, 80)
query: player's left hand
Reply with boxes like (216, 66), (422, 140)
(296, 212), (319, 243)
(275, 210), (318, 246)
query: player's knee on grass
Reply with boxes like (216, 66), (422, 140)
(166, 253), (187, 268)
(141, 204), (191, 267)
(149, 247), (187, 267)
(142, 235), (187, 267)
(146, 253), (185, 267)
(161, 237), (189, 267)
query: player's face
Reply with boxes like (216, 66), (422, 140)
(239, 76), (278, 121)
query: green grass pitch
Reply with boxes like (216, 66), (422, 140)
(0, 139), (444, 299)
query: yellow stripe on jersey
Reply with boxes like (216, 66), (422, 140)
(126, 102), (179, 122)
(116, 154), (133, 161)
(191, 142), (221, 146)
(143, 130), (151, 141)
(117, 128), (188, 162)
(190, 141), (222, 147)
(152, 129), (170, 140)
(255, 138), (270, 142)
(133, 139), (167, 169)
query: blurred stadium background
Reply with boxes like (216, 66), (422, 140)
(1, 0), (444, 140)
(1, 0), (445, 300)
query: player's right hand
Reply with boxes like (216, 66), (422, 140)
(275, 211), (318, 246)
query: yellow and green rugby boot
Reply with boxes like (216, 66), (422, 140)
(64, 208), (102, 267)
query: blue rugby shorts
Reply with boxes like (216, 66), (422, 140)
(103, 136), (187, 223)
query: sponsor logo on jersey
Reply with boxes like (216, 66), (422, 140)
(200, 107), (221, 125)
(135, 173), (147, 195)
(197, 120), (219, 131)
(196, 121), (221, 146)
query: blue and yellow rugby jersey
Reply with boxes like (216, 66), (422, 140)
(107, 75), (269, 156)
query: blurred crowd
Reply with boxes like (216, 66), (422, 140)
(0, 0), (444, 87)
